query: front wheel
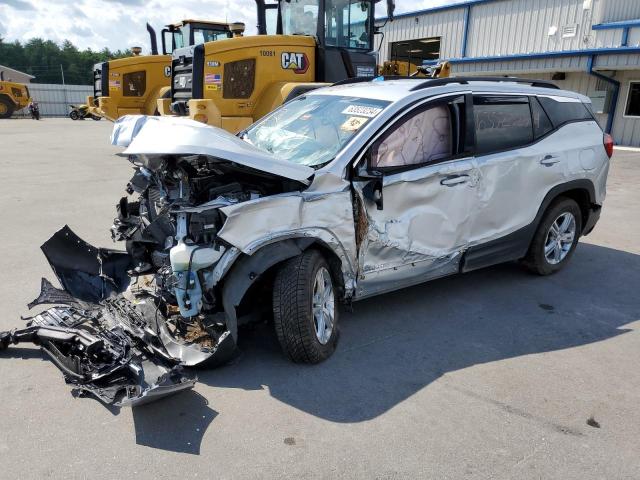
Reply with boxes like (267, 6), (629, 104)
(524, 197), (582, 275)
(0, 97), (14, 119)
(91, 114), (101, 121)
(69, 110), (79, 120)
(272, 249), (339, 363)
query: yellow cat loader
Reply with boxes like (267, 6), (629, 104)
(0, 73), (31, 119)
(160, 0), (395, 133)
(88, 20), (243, 121)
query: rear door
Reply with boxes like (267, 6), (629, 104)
(353, 94), (480, 298)
(467, 94), (567, 249)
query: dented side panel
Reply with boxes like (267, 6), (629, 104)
(217, 173), (359, 291)
(354, 158), (479, 299)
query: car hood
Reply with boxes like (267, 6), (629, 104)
(111, 115), (315, 183)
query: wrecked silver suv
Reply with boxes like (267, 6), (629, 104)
(0, 77), (610, 406)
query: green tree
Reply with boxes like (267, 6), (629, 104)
(0, 37), (131, 85)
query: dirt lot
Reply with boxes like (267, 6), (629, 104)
(1, 118), (639, 479)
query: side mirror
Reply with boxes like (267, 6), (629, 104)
(362, 179), (383, 210)
(356, 148), (384, 210)
(161, 28), (171, 55)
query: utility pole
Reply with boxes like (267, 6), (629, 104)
(61, 64), (68, 116)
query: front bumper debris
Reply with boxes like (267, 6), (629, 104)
(0, 226), (236, 407)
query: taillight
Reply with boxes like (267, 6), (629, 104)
(604, 133), (614, 158)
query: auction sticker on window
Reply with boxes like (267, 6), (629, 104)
(342, 105), (383, 118)
(341, 116), (368, 132)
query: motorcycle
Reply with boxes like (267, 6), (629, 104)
(69, 104), (101, 121)
(28, 101), (40, 120)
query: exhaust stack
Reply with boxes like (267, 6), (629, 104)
(146, 22), (159, 55)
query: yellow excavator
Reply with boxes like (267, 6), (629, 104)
(380, 60), (451, 78)
(87, 20), (244, 121)
(0, 72), (31, 119)
(158, 0), (396, 133)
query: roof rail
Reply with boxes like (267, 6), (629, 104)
(409, 76), (560, 91)
(331, 75), (419, 87)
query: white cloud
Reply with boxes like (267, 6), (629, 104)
(0, 0), (457, 52)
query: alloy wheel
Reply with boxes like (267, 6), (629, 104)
(312, 267), (335, 345)
(544, 212), (576, 264)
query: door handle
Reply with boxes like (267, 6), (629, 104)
(540, 155), (560, 166)
(440, 174), (469, 186)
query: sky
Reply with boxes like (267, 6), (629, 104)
(0, 0), (457, 53)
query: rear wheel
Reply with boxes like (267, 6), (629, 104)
(91, 115), (101, 121)
(69, 110), (79, 120)
(524, 197), (582, 275)
(272, 249), (339, 363)
(0, 97), (15, 119)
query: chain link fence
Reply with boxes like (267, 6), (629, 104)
(14, 83), (93, 118)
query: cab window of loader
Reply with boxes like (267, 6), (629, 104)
(193, 28), (233, 45)
(281, 0), (319, 36)
(123, 71), (146, 97)
(325, 0), (371, 49)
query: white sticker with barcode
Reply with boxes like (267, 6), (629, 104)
(342, 105), (383, 118)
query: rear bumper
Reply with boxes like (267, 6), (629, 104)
(582, 205), (602, 236)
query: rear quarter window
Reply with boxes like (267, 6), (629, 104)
(537, 96), (593, 127)
(530, 97), (554, 139)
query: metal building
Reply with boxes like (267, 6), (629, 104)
(377, 0), (640, 146)
(0, 65), (34, 84)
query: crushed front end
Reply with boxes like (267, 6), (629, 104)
(0, 115), (311, 407)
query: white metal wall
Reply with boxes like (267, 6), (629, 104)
(378, 0), (640, 63)
(16, 84), (92, 118)
(611, 71), (640, 146)
(466, 0), (590, 57)
(376, 6), (467, 64)
(451, 56), (588, 74)
(593, 0), (640, 24)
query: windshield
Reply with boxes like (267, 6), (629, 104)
(193, 27), (232, 44)
(173, 26), (232, 49)
(244, 94), (390, 167)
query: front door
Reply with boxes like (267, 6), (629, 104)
(354, 94), (480, 299)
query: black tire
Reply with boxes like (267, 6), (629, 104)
(273, 249), (339, 363)
(0, 97), (15, 119)
(91, 115), (101, 121)
(69, 110), (79, 120)
(524, 197), (582, 275)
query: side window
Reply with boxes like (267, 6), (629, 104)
(530, 96), (554, 139)
(473, 96), (533, 155)
(123, 71), (146, 97)
(371, 98), (462, 169)
(624, 81), (640, 117)
(537, 96), (592, 127)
